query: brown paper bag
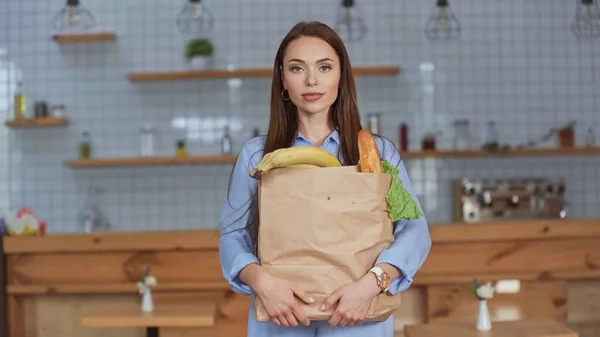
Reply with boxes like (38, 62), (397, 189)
(254, 165), (402, 322)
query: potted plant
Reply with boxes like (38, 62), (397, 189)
(185, 38), (214, 69)
(557, 121), (576, 148)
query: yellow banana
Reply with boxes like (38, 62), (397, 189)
(250, 146), (341, 179)
(254, 151), (273, 171)
(285, 164), (320, 168)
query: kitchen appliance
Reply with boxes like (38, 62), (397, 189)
(452, 177), (567, 223)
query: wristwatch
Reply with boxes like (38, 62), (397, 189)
(369, 266), (391, 293)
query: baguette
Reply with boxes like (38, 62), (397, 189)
(357, 129), (382, 173)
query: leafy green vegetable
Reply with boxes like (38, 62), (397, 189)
(381, 160), (423, 221)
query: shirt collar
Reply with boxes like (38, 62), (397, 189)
(295, 129), (340, 146)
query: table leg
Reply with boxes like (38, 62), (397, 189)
(147, 327), (159, 337)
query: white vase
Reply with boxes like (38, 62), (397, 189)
(141, 288), (154, 312)
(477, 299), (491, 331)
(190, 56), (211, 70)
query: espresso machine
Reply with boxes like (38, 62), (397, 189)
(452, 177), (567, 223)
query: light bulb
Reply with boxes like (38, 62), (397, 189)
(51, 0), (96, 33)
(571, 0), (600, 38)
(425, 0), (461, 40)
(177, 0), (214, 36)
(334, 0), (367, 42)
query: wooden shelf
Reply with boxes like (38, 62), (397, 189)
(5, 117), (68, 128)
(128, 66), (401, 82)
(7, 282), (229, 295)
(65, 155), (237, 168)
(63, 147), (599, 168)
(400, 147), (600, 159)
(52, 32), (117, 43)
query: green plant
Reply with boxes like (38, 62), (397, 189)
(185, 38), (214, 60)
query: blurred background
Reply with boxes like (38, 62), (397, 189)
(0, 0), (598, 233)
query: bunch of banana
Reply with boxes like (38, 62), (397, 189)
(250, 146), (342, 179)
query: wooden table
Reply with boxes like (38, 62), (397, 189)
(81, 304), (216, 337)
(404, 319), (578, 337)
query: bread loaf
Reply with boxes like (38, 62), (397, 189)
(358, 129), (382, 173)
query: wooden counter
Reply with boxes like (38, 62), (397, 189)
(2, 219), (600, 337)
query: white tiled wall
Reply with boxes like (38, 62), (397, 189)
(0, 51), (9, 213)
(1, 0), (599, 232)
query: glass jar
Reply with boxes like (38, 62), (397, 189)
(585, 127), (596, 147)
(483, 121), (499, 151)
(366, 112), (381, 135)
(176, 140), (187, 157)
(51, 104), (65, 117)
(140, 125), (156, 157)
(76, 186), (111, 233)
(453, 119), (472, 150)
(79, 130), (92, 159)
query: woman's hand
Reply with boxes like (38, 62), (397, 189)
(320, 274), (381, 327)
(254, 270), (314, 327)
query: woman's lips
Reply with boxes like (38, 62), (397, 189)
(301, 93), (324, 102)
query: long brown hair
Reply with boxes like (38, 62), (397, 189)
(222, 21), (363, 252)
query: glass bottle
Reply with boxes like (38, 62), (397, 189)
(13, 81), (26, 120)
(221, 126), (232, 154)
(79, 130), (92, 159)
(398, 123), (409, 151)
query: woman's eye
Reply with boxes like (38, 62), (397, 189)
(320, 65), (332, 71)
(290, 66), (303, 73)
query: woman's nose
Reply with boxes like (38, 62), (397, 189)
(306, 70), (317, 86)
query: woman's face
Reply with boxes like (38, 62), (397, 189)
(281, 36), (341, 117)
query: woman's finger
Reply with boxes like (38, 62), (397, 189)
(285, 311), (299, 326)
(278, 315), (290, 327)
(292, 305), (310, 326)
(290, 284), (315, 305)
(271, 317), (281, 326)
(328, 311), (342, 326)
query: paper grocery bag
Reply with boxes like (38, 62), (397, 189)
(254, 165), (402, 322)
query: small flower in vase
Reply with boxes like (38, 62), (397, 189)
(132, 264), (157, 313)
(474, 279), (495, 301)
(463, 278), (495, 331)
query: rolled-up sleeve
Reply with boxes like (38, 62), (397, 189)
(374, 137), (432, 295)
(219, 142), (261, 296)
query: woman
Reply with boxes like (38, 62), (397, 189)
(219, 21), (431, 336)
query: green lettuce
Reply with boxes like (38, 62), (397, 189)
(381, 160), (423, 222)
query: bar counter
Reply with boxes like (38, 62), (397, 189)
(2, 219), (600, 337)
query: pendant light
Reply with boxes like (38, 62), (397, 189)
(425, 0), (461, 40)
(334, 0), (367, 42)
(571, 0), (600, 38)
(177, 0), (214, 36)
(51, 0), (96, 33)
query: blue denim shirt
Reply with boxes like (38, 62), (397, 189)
(218, 129), (432, 333)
